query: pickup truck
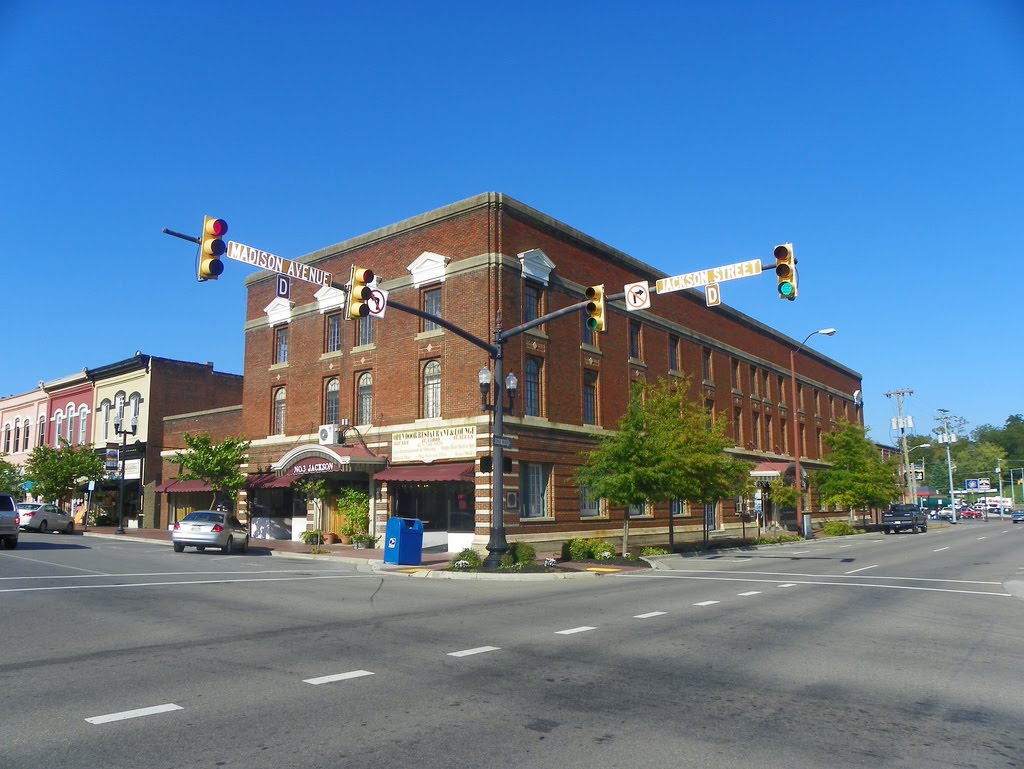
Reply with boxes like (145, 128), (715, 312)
(883, 504), (927, 534)
(0, 493), (19, 548)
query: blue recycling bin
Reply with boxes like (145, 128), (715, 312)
(383, 517), (424, 565)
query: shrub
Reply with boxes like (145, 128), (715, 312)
(562, 537), (616, 560)
(640, 546), (670, 556)
(822, 520), (862, 537)
(506, 541), (536, 565)
(300, 529), (323, 545)
(753, 533), (803, 544)
(448, 547), (482, 569)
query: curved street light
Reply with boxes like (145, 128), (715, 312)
(790, 328), (836, 537)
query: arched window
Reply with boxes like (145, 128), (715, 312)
(101, 400), (112, 441)
(54, 413), (63, 446)
(324, 378), (340, 425)
(67, 407), (77, 443)
(22, 419), (30, 452)
(3, 425), (10, 454)
(356, 372), (373, 425)
(272, 387), (287, 435)
(78, 406), (88, 444)
(12, 419), (20, 453)
(422, 360), (441, 418)
(38, 415), (45, 447)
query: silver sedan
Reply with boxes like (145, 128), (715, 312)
(171, 511), (249, 554)
(18, 503), (75, 533)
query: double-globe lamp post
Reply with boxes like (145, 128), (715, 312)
(478, 366), (517, 568)
(112, 415), (137, 535)
(790, 328), (836, 538)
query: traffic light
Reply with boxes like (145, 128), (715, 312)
(584, 284), (606, 332)
(198, 216), (228, 281)
(774, 243), (797, 300)
(347, 266), (375, 320)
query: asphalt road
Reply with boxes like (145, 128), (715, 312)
(2, 521), (1022, 769)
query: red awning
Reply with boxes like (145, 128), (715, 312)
(247, 472), (294, 489)
(751, 462), (791, 477)
(154, 478), (213, 493)
(374, 462), (476, 483)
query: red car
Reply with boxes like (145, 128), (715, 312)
(960, 509), (982, 519)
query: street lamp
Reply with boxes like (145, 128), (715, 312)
(478, 365), (517, 568)
(112, 415), (138, 535)
(907, 444), (931, 508)
(790, 327), (836, 538)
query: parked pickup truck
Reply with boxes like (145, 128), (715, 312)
(883, 504), (928, 534)
(0, 493), (19, 549)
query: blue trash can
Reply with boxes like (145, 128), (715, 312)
(383, 517), (424, 565)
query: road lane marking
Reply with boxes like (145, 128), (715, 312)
(694, 600), (720, 606)
(977, 536), (987, 540)
(622, 572), (1010, 596)
(838, 545), (853, 549)
(637, 568), (1002, 586)
(933, 547), (950, 552)
(0, 568), (352, 582)
(556, 626), (597, 635)
(448, 646), (500, 657)
(791, 550), (809, 555)
(845, 565), (879, 575)
(0, 574), (376, 594)
(303, 670), (374, 685)
(778, 583), (796, 588)
(737, 591), (761, 596)
(634, 611), (667, 618)
(0, 553), (109, 574)
(85, 703), (182, 724)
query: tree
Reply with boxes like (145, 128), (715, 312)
(577, 377), (752, 551)
(173, 433), (251, 511)
(293, 475), (329, 544)
(816, 421), (902, 521)
(23, 440), (107, 508)
(0, 457), (25, 497)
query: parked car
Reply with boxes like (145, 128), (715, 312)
(18, 503), (75, 533)
(171, 511), (249, 553)
(0, 493), (19, 548)
(1012, 511), (1024, 524)
(960, 508), (982, 519)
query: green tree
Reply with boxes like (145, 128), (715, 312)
(173, 433), (251, 511)
(577, 378), (752, 550)
(816, 421), (902, 520)
(294, 475), (329, 543)
(23, 440), (107, 507)
(0, 457), (25, 496)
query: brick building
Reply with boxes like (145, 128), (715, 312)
(161, 193), (862, 551)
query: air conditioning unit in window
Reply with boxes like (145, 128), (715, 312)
(318, 424), (339, 445)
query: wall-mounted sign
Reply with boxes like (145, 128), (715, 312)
(287, 456), (350, 476)
(392, 426), (476, 463)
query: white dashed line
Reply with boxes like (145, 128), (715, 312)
(977, 536), (987, 541)
(778, 583), (797, 588)
(448, 646), (500, 657)
(634, 611), (667, 619)
(844, 565), (878, 575)
(85, 703), (182, 725)
(791, 550), (809, 555)
(556, 626), (597, 635)
(933, 547), (950, 552)
(303, 670), (374, 685)
(693, 600), (720, 606)
(737, 591), (761, 597)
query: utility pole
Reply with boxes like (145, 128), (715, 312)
(935, 409), (963, 523)
(885, 389), (915, 505)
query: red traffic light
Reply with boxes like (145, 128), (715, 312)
(206, 218), (228, 238)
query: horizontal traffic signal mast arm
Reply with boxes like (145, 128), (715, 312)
(500, 290), (625, 341)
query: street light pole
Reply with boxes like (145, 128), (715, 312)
(789, 328), (836, 538)
(113, 416), (137, 535)
(936, 409), (958, 523)
(479, 351), (517, 569)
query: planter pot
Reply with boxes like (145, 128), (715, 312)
(323, 533), (339, 544)
(339, 535), (352, 545)
(353, 540), (367, 549)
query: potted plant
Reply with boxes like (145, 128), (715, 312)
(336, 487), (370, 546)
(352, 533), (377, 549)
(300, 529), (323, 546)
(323, 531), (339, 544)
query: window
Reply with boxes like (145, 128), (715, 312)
(580, 484), (602, 518)
(325, 312), (342, 353)
(523, 282), (542, 323)
(670, 499), (687, 517)
(274, 326), (289, 364)
(54, 414), (63, 446)
(582, 370), (598, 425)
(704, 502), (718, 531)
(782, 418), (789, 454)
(525, 357), (542, 417)
(101, 400), (111, 440)
(115, 393), (125, 423)
(38, 416), (45, 448)
(423, 287), (441, 332)
(520, 462), (550, 518)
(734, 406), (743, 445)
(67, 409), (76, 443)
(702, 348), (713, 381)
(629, 321), (643, 360)
(422, 360), (441, 418)
(12, 420), (19, 453)
(325, 378), (340, 425)
(668, 334), (679, 372)
(750, 366), (759, 397)
(765, 414), (774, 451)
(356, 372), (373, 425)
(581, 313), (595, 347)
(79, 406), (88, 444)
(627, 502), (648, 517)
(763, 371), (771, 400)
(22, 420), (30, 452)
(357, 315), (375, 347)
(778, 375), (786, 405)
(272, 387), (286, 434)
(704, 399), (715, 430)
(752, 411), (761, 450)
(731, 359), (740, 390)
(3, 425), (9, 454)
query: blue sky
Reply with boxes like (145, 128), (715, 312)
(2, 0), (1022, 445)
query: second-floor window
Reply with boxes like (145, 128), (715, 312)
(325, 312), (342, 353)
(272, 387), (287, 434)
(357, 316), (375, 347)
(38, 416), (45, 447)
(12, 420), (19, 453)
(22, 420), (30, 452)
(583, 370), (598, 425)
(423, 287), (441, 332)
(703, 348), (713, 381)
(523, 282), (542, 323)
(629, 321), (643, 360)
(581, 314), (595, 347)
(274, 326), (289, 364)
(423, 360), (441, 418)
(356, 372), (373, 425)
(66, 410), (76, 443)
(668, 334), (679, 372)
(78, 406), (88, 444)
(525, 357), (542, 417)
(325, 378), (340, 425)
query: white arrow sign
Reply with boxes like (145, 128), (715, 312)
(623, 281), (651, 311)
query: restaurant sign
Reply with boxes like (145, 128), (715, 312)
(287, 456), (350, 476)
(392, 426), (477, 463)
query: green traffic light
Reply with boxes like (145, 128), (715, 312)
(778, 282), (795, 298)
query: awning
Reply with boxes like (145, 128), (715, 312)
(374, 462), (476, 483)
(247, 472), (294, 490)
(751, 462), (791, 478)
(154, 478), (212, 493)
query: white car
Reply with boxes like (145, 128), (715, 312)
(171, 511), (249, 554)
(18, 503), (75, 533)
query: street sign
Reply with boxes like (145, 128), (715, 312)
(493, 436), (512, 449)
(965, 479), (979, 490)
(367, 286), (389, 318)
(656, 258), (763, 294)
(623, 281), (651, 311)
(705, 283), (721, 307)
(226, 241), (334, 288)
